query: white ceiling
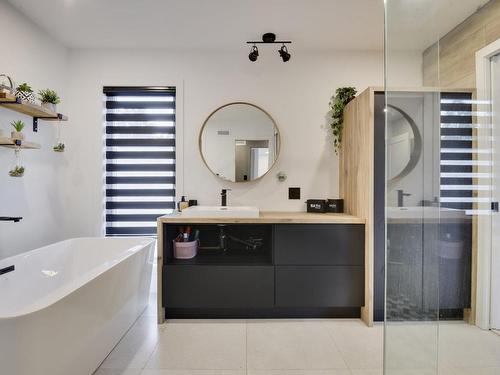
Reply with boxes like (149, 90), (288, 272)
(6, 0), (490, 51)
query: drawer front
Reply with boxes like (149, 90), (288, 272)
(274, 224), (364, 265)
(275, 266), (364, 307)
(164, 265), (274, 308)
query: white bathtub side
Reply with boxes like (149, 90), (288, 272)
(0, 237), (153, 318)
(0, 238), (155, 375)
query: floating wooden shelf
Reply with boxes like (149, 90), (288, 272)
(0, 92), (68, 132)
(0, 136), (41, 149)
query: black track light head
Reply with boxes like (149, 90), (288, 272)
(278, 45), (291, 62)
(249, 45), (259, 62)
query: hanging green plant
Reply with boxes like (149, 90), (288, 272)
(329, 87), (357, 154)
(9, 165), (25, 177)
(53, 143), (65, 152)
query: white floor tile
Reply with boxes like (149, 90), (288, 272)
(384, 323), (438, 371)
(350, 370), (383, 375)
(99, 315), (160, 370)
(140, 370), (246, 375)
(145, 320), (246, 370)
(94, 369), (142, 375)
(452, 367), (500, 375)
(324, 320), (383, 370)
(439, 323), (500, 368)
(246, 320), (347, 370)
(247, 370), (351, 375)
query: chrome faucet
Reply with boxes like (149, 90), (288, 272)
(397, 189), (411, 207)
(221, 189), (231, 207)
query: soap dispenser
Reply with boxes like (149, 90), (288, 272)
(177, 196), (189, 212)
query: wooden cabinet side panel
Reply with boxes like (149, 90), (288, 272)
(340, 88), (375, 326)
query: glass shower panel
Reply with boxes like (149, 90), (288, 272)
(384, 1), (494, 374)
(384, 6), (442, 373)
(491, 54), (500, 331)
(384, 90), (441, 374)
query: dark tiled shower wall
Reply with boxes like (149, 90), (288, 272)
(373, 92), (473, 322)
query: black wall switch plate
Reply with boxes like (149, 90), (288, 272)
(289, 187), (301, 200)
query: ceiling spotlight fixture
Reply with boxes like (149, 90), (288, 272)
(246, 33), (292, 62)
(278, 45), (291, 62)
(248, 44), (259, 62)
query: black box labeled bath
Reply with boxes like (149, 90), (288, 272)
(306, 199), (326, 213)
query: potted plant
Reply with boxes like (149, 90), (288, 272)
(8, 165), (25, 177)
(38, 89), (60, 112)
(15, 83), (35, 104)
(329, 87), (357, 154)
(10, 120), (25, 140)
(53, 142), (65, 152)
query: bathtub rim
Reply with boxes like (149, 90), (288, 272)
(0, 236), (155, 319)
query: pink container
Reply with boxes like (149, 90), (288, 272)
(173, 240), (198, 259)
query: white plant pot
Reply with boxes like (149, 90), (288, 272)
(11, 131), (24, 140)
(41, 102), (57, 113)
(15, 90), (35, 104)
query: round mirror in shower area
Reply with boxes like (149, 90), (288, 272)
(386, 104), (422, 183)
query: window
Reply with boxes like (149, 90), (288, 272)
(440, 92), (475, 212)
(103, 86), (176, 236)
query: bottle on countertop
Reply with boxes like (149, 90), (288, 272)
(177, 196), (189, 212)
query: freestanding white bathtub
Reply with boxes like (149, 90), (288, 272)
(0, 237), (155, 375)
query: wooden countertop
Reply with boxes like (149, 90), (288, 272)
(158, 211), (364, 224)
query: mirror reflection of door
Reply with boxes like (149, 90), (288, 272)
(234, 140), (269, 182)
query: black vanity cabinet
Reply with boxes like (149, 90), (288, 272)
(274, 224), (365, 309)
(164, 265), (275, 309)
(161, 221), (365, 319)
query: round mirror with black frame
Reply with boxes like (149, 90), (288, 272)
(386, 104), (422, 184)
(199, 102), (281, 183)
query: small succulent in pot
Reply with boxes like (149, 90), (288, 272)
(38, 89), (61, 112)
(10, 120), (25, 140)
(53, 142), (65, 152)
(8, 165), (25, 177)
(15, 82), (35, 104)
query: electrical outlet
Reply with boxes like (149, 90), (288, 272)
(288, 187), (301, 200)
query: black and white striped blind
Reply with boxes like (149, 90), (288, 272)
(440, 92), (481, 213)
(104, 87), (176, 236)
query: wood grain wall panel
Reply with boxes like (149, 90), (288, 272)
(423, 44), (439, 87)
(423, 0), (500, 88)
(485, 15), (500, 44)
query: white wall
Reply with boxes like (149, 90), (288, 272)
(0, 1), (69, 259)
(61, 48), (395, 237)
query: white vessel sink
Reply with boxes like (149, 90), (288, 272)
(181, 205), (260, 218)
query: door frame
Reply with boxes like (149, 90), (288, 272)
(475, 38), (500, 329)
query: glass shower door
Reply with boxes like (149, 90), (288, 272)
(384, 1), (495, 374)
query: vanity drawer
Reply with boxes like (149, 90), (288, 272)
(164, 265), (274, 308)
(274, 224), (364, 265)
(275, 266), (364, 307)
